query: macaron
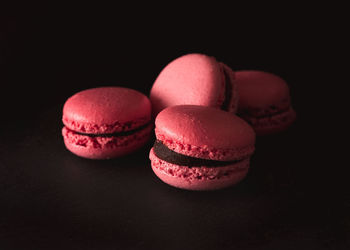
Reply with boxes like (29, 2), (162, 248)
(236, 71), (296, 136)
(62, 87), (153, 159)
(149, 53), (239, 116)
(149, 105), (255, 191)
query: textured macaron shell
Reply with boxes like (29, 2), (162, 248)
(150, 148), (249, 190)
(62, 124), (152, 159)
(150, 54), (226, 116)
(236, 71), (291, 117)
(155, 105), (255, 161)
(63, 87), (151, 134)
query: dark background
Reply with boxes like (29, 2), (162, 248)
(1, 6), (346, 250)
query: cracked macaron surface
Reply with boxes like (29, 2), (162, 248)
(62, 87), (152, 159)
(149, 105), (255, 191)
(149, 53), (238, 117)
(236, 71), (296, 135)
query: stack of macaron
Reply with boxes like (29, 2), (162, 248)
(62, 53), (296, 190)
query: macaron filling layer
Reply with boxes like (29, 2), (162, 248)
(62, 116), (151, 135)
(156, 131), (255, 161)
(72, 122), (151, 138)
(220, 67), (233, 111)
(153, 140), (244, 167)
(62, 123), (153, 149)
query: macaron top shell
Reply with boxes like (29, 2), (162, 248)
(155, 105), (255, 161)
(236, 71), (290, 111)
(150, 54), (226, 115)
(63, 87), (151, 134)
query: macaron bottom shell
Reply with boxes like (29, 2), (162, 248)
(62, 124), (152, 159)
(149, 148), (249, 191)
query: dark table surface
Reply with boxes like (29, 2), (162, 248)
(1, 9), (347, 250)
(1, 99), (348, 250)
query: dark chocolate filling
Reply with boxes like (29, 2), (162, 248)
(153, 140), (243, 167)
(72, 122), (151, 138)
(220, 67), (233, 111)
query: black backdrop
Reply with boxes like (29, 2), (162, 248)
(0, 7), (346, 250)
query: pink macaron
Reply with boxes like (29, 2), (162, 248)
(236, 71), (296, 136)
(62, 87), (153, 159)
(149, 105), (256, 191)
(149, 53), (239, 116)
